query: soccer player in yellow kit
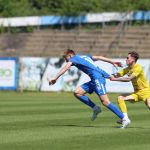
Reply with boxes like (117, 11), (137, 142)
(111, 51), (150, 124)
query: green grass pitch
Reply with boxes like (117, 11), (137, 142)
(0, 92), (150, 150)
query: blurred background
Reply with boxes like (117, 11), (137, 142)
(0, 0), (150, 92)
(0, 1), (150, 150)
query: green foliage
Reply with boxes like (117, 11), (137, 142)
(0, 0), (150, 17)
(0, 24), (5, 33)
(26, 25), (34, 32)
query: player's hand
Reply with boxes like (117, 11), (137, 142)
(48, 78), (57, 85)
(113, 62), (123, 67)
(109, 75), (116, 81)
(112, 62), (122, 71)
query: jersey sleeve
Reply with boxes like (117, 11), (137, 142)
(132, 65), (142, 77)
(118, 68), (128, 77)
(101, 69), (111, 78)
(87, 54), (93, 60)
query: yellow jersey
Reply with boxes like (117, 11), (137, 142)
(118, 64), (150, 91)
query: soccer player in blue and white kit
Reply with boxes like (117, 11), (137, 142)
(48, 49), (130, 128)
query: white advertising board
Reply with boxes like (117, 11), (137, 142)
(0, 58), (18, 90)
(19, 57), (150, 93)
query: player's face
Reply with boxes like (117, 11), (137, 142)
(63, 54), (70, 62)
(126, 54), (135, 66)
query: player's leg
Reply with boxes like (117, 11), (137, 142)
(74, 84), (101, 120)
(118, 95), (136, 119)
(99, 94), (124, 119)
(140, 89), (150, 110)
(74, 86), (95, 108)
(94, 79), (130, 128)
(93, 79), (124, 119)
(145, 97), (150, 109)
(99, 94), (131, 128)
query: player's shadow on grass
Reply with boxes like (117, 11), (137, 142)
(49, 124), (111, 128)
(49, 124), (122, 128)
(49, 124), (150, 129)
(114, 125), (150, 129)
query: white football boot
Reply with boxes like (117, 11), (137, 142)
(117, 113), (129, 124)
(121, 117), (131, 128)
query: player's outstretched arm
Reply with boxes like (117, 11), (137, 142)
(48, 62), (72, 85)
(110, 74), (135, 82)
(92, 56), (122, 67)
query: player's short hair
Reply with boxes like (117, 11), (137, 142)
(63, 49), (76, 57)
(128, 51), (139, 62)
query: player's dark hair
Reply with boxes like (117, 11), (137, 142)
(128, 51), (139, 62)
(64, 49), (76, 56)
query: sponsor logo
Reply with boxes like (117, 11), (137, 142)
(95, 79), (101, 90)
(0, 68), (12, 77)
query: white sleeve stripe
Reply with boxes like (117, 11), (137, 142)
(101, 84), (106, 94)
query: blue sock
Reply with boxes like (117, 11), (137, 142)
(78, 95), (96, 109)
(107, 102), (124, 119)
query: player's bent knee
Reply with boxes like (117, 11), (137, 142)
(74, 91), (79, 97)
(146, 99), (150, 109)
(74, 87), (85, 97)
(74, 90), (83, 98)
(118, 96), (124, 103)
(102, 100), (109, 107)
(118, 96), (124, 99)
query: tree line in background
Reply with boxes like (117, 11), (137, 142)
(0, 0), (150, 17)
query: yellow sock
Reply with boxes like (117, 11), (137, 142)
(118, 98), (127, 113)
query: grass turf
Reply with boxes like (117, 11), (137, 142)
(0, 92), (150, 150)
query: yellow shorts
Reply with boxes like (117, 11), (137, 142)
(130, 88), (150, 102)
